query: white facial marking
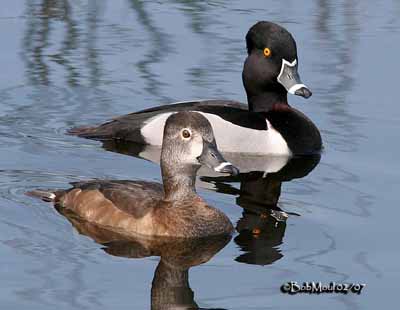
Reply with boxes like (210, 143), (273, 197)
(48, 193), (56, 199)
(277, 59), (297, 84)
(277, 59), (310, 94)
(190, 137), (203, 158)
(214, 162), (232, 172)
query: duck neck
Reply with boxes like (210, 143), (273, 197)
(151, 260), (194, 309)
(161, 163), (199, 202)
(153, 260), (190, 288)
(247, 91), (288, 112)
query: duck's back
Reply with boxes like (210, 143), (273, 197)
(68, 100), (266, 142)
(57, 180), (163, 235)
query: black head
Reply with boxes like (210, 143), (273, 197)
(161, 112), (239, 175)
(243, 21), (311, 109)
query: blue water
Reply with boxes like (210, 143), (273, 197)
(1, 1), (399, 309)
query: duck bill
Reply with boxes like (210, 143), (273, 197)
(197, 140), (239, 176)
(277, 59), (312, 99)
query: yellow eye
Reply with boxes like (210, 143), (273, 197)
(182, 129), (191, 139)
(263, 47), (271, 58)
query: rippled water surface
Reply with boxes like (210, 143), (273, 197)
(1, 1), (399, 309)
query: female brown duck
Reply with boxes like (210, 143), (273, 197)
(28, 112), (238, 238)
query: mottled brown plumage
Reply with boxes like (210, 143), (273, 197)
(51, 179), (233, 238)
(27, 112), (237, 238)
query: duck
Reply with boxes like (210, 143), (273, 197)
(27, 112), (238, 238)
(69, 21), (322, 156)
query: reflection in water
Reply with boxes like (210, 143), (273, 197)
(22, 0), (103, 86)
(86, 0), (102, 87)
(173, 0), (211, 34)
(53, 0), (80, 86)
(23, 0), (51, 85)
(57, 208), (231, 310)
(202, 156), (320, 266)
(129, 0), (172, 101)
(100, 140), (320, 266)
(234, 211), (285, 265)
(314, 0), (363, 151)
(204, 176), (288, 266)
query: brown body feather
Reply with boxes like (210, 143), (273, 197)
(49, 180), (233, 238)
(30, 112), (236, 239)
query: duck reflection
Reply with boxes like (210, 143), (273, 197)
(100, 141), (320, 266)
(57, 208), (231, 310)
(202, 156), (320, 265)
(22, 0), (103, 86)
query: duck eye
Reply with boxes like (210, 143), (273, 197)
(181, 129), (191, 139)
(263, 47), (271, 58)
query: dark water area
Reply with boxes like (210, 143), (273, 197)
(1, 1), (399, 309)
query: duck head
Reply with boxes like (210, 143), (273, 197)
(161, 112), (238, 175)
(243, 21), (312, 112)
(161, 112), (239, 200)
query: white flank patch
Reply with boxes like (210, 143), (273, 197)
(140, 112), (291, 155)
(140, 112), (174, 146)
(201, 113), (291, 155)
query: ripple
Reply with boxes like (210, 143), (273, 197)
(0, 169), (84, 205)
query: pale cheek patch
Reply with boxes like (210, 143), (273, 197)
(190, 138), (203, 158)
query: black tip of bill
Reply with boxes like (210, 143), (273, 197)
(294, 87), (312, 99)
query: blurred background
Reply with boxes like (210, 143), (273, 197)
(0, 1), (399, 309)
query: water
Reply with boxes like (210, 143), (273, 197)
(1, 1), (399, 309)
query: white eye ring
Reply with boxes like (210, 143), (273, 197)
(181, 128), (192, 140)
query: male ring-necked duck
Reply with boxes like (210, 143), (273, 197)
(28, 112), (238, 238)
(69, 21), (322, 155)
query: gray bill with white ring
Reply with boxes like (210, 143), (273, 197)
(277, 59), (312, 98)
(197, 140), (239, 176)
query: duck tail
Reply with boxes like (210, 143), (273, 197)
(67, 125), (98, 138)
(26, 189), (61, 202)
(67, 124), (117, 140)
